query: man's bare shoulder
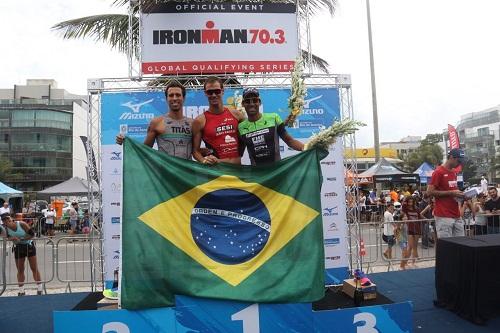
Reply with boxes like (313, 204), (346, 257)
(193, 113), (206, 127)
(149, 116), (164, 126)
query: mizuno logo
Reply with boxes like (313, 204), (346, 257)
(303, 95), (322, 108)
(121, 99), (154, 113)
(323, 207), (337, 214)
(110, 152), (122, 160)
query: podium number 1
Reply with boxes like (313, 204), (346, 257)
(353, 312), (377, 333)
(231, 304), (260, 333)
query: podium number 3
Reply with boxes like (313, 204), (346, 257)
(231, 304), (260, 333)
(102, 322), (130, 333)
(353, 312), (377, 333)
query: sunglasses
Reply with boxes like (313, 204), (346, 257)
(243, 97), (260, 104)
(205, 89), (222, 96)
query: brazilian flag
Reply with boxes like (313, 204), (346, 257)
(121, 138), (326, 309)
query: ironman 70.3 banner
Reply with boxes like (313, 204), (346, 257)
(140, 1), (298, 74)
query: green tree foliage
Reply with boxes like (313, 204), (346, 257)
(403, 134), (444, 172)
(462, 159), (478, 183)
(405, 144), (444, 172)
(51, 0), (335, 73)
(420, 133), (443, 146)
(0, 157), (21, 182)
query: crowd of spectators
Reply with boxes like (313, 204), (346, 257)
(370, 183), (500, 270)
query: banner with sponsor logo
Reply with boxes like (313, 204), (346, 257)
(100, 87), (347, 287)
(140, 1), (298, 74)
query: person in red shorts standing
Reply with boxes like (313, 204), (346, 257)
(427, 148), (465, 238)
(192, 76), (245, 165)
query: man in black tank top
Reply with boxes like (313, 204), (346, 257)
(116, 82), (194, 160)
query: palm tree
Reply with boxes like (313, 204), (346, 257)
(51, 0), (336, 73)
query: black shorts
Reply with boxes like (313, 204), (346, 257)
(13, 243), (36, 259)
(46, 223), (54, 230)
(382, 234), (395, 247)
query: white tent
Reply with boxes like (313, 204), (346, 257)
(38, 177), (97, 198)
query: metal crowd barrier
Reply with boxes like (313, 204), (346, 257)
(359, 204), (386, 222)
(347, 221), (380, 273)
(379, 218), (437, 271)
(0, 237), (54, 295)
(0, 235), (103, 296)
(8, 215), (489, 295)
(56, 236), (103, 292)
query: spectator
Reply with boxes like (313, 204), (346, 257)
(390, 188), (399, 203)
(395, 220), (409, 270)
(382, 203), (396, 259)
(419, 194), (435, 248)
(359, 192), (367, 221)
(44, 206), (56, 237)
(378, 194), (386, 215)
(401, 196), (423, 268)
(0, 201), (10, 216)
(485, 187), (500, 234)
(1, 213), (42, 296)
(480, 175), (488, 194)
(473, 194), (488, 235)
(402, 185), (411, 197)
(68, 202), (79, 236)
(460, 199), (475, 234)
(0, 202), (10, 226)
(81, 210), (91, 234)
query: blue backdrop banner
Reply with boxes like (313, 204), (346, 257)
(100, 87), (340, 144)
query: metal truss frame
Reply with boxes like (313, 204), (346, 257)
(339, 80), (362, 276)
(86, 89), (104, 291)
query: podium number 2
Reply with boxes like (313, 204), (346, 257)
(231, 304), (260, 333)
(353, 312), (377, 333)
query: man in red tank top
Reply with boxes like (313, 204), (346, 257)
(192, 77), (245, 165)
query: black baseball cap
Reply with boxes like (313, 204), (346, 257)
(242, 88), (259, 99)
(448, 148), (465, 164)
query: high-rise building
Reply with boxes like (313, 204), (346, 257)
(456, 105), (500, 182)
(380, 136), (422, 160)
(0, 79), (88, 192)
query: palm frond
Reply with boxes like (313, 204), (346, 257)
(302, 50), (329, 73)
(51, 14), (135, 54)
(298, 0), (336, 17)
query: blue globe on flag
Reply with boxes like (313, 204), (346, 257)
(190, 189), (271, 264)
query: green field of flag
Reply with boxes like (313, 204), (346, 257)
(121, 138), (326, 309)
